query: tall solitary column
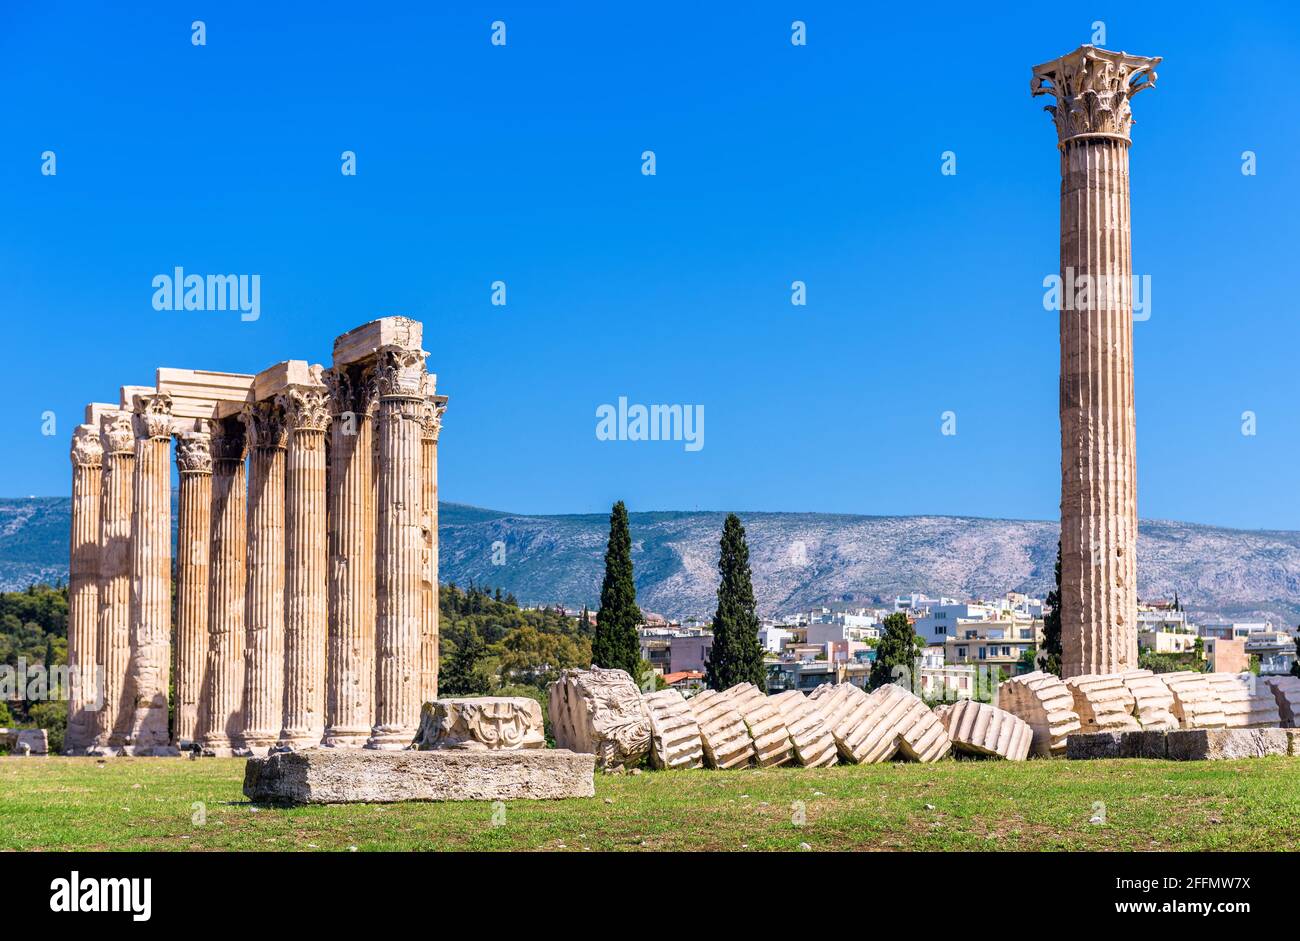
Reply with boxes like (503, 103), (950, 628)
(197, 419), (247, 755)
(323, 366), (378, 746)
(279, 376), (330, 748)
(240, 399), (288, 753)
(367, 347), (427, 749)
(66, 425), (103, 754)
(96, 412), (135, 751)
(418, 388), (446, 707)
(174, 431), (212, 747)
(125, 392), (174, 754)
(1032, 45), (1160, 677)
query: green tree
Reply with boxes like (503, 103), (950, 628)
(704, 514), (766, 691)
(1041, 542), (1063, 676)
(440, 628), (492, 696)
(496, 626), (591, 687)
(592, 501), (642, 676)
(869, 612), (924, 691)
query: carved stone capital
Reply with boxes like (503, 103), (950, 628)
(210, 419), (246, 464)
(419, 396), (447, 441)
(373, 346), (428, 400)
(1031, 45), (1160, 145)
(100, 413), (135, 455)
(71, 426), (103, 469)
(280, 386), (331, 433)
(176, 432), (213, 475)
(241, 400), (288, 451)
(132, 393), (174, 440)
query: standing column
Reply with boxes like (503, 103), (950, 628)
(323, 366), (379, 746)
(418, 388), (446, 707)
(197, 419), (247, 756)
(125, 392), (174, 754)
(367, 347), (427, 749)
(279, 377), (330, 747)
(240, 399), (287, 753)
(1032, 45), (1160, 677)
(95, 412), (135, 751)
(66, 424), (103, 754)
(174, 431), (212, 747)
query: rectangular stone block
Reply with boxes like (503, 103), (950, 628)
(1119, 729), (1168, 759)
(1065, 731), (1122, 760)
(1286, 730), (1300, 756)
(243, 748), (595, 804)
(333, 317), (423, 366)
(1166, 728), (1289, 761)
(156, 367), (255, 421)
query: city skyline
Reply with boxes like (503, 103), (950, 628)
(5, 3), (1299, 529)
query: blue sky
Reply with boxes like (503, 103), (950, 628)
(3, 2), (1298, 529)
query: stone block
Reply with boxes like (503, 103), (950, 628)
(936, 700), (1032, 760)
(0, 728), (49, 756)
(1119, 729), (1169, 759)
(1203, 673), (1280, 728)
(1166, 728), (1289, 761)
(1286, 729), (1300, 756)
(721, 683), (794, 767)
(994, 671), (1081, 757)
(333, 317), (424, 366)
(686, 689), (754, 769)
(1162, 672), (1227, 729)
(413, 697), (545, 751)
(1065, 673), (1141, 734)
(809, 683), (883, 763)
(1261, 676), (1300, 728)
(243, 748), (595, 803)
(642, 689), (704, 770)
(548, 667), (651, 769)
(769, 690), (838, 767)
(810, 683), (948, 764)
(1065, 731), (1122, 760)
(1120, 669), (1178, 730)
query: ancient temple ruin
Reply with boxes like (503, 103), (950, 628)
(64, 317), (445, 756)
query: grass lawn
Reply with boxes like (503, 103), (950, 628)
(2, 754), (1298, 851)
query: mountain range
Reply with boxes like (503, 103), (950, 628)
(6, 497), (1298, 629)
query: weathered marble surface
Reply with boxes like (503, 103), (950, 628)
(413, 697), (545, 751)
(935, 700), (1031, 761)
(995, 671), (1081, 756)
(548, 667), (651, 769)
(243, 748), (595, 803)
(642, 688), (704, 770)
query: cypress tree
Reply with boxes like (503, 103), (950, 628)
(593, 501), (642, 676)
(1041, 542), (1063, 676)
(441, 628), (491, 697)
(704, 514), (766, 691)
(869, 611), (923, 691)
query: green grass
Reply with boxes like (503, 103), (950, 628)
(3, 755), (1299, 851)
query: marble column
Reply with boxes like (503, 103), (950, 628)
(66, 425), (103, 754)
(95, 412), (135, 751)
(240, 399), (287, 752)
(174, 431), (212, 747)
(323, 366), (378, 746)
(418, 389), (446, 707)
(124, 392), (174, 754)
(1032, 45), (1160, 677)
(197, 419), (247, 755)
(279, 378), (330, 748)
(367, 347), (427, 749)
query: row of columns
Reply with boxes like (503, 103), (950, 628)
(65, 326), (445, 755)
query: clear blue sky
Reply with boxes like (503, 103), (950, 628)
(3, 2), (1298, 529)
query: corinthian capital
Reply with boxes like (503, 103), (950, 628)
(280, 386), (331, 433)
(420, 396), (447, 441)
(100, 413), (135, 455)
(1031, 45), (1160, 144)
(241, 400), (288, 450)
(71, 425), (103, 469)
(176, 432), (213, 475)
(132, 392), (174, 440)
(373, 346), (428, 399)
(210, 419), (246, 464)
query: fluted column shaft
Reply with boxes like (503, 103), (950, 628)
(280, 385), (329, 747)
(419, 394), (445, 706)
(1033, 45), (1159, 677)
(368, 348), (427, 749)
(241, 401), (287, 751)
(95, 414), (135, 750)
(174, 432), (212, 746)
(67, 427), (103, 753)
(324, 367), (377, 746)
(197, 422), (247, 754)
(125, 393), (173, 753)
